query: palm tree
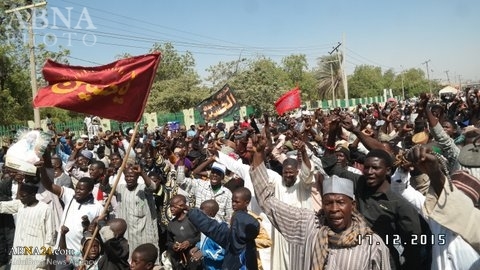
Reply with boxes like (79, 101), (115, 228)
(315, 54), (344, 102)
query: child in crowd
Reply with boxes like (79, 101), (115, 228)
(97, 217), (130, 269)
(67, 229), (103, 270)
(130, 243), (158, 270)
(166, 195), (201, 270)
(80, 233), (103, 269)
(188, 187), (260, 270)
(190, 200), (225, 270)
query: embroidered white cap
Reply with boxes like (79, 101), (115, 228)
(322, 175), (355, 200)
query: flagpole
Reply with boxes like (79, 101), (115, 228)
(79, 121), (140, 269)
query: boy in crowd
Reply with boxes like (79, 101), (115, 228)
(188, 187), (260, 270)
(166, 195), (201, 270)
(88, 216), (130, 270)
(190, 200), (225, 270)
(130, 243), (159, 270)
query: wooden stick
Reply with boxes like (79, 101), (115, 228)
(79, 122), (140, 269)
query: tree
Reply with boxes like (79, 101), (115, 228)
(0, 3), (72, 125)
(348, 65), (384, 98)
(282, 54), (307, 84)
(144, 43), (208, 113)
(281, 54), (317, 101)
(401, 68), (431, 98)
(151, 42), (195, 81)
(205, 58), (247, 89)
(230, 57), (289, 114)
(315, 54), (343, 101)
(382, 69), (396, 90)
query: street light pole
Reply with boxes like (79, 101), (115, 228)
(6, 1), (47, 129)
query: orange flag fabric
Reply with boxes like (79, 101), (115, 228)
(275, 87), (301, 115)
(33, 52), (161, 122)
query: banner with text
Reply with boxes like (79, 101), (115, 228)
(196, 84), (238, 122)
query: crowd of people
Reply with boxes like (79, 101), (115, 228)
(0, 90), (480, 270)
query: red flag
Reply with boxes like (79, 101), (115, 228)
(33, 52), (161, 122)
(275, 87), (301, 115)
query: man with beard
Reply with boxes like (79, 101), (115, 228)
(248, 134), (390, 269)
(211, 138), (314, 270)
(101, 164), (159, 261)
(39, 162), (102, 269)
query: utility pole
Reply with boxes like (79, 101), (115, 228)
(329, 42), (342, 55)
(341, 33), (349, 108)
(444, 70), (451, 85)
(329, 39), (349, 108)
(422, 59), (432, 94)
(6, 1), (47, 129)
(328, 42), (341, 106)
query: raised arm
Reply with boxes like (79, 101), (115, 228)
(295, 140), (313, 186)
(191, 155), (216, 178)
(39, 165), (62, 197)
(342, 115), (390, 153)
(188, 208), (230, 248)
(68, 140), (85, 162)
(214, 149), (250, 181)
(425, 103), (460, 171)
(249, 134), (316, 244)
(132, 164), (156, 191)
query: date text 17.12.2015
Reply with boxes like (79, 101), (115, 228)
(358, 234), (446, 246)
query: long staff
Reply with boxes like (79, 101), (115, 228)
(79, 122), (140, 269)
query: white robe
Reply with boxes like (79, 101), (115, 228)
(216, 151), (314, 270)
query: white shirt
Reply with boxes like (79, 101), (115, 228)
(56, 187), (103, 252)
(391, 168), (480, 270)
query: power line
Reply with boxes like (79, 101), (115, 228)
(346, 48), (395, 70)
(36, 26), (333, 61)
(66, 55), (102, 65)
(61, 0), (253, 48)
(44, 25), (333, 56)
(34, 32), (267, 58)
(50, 1), (334, 57)
(60, 0), (335, 53)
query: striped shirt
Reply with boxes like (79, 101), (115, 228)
(177, 166), (233, 223)
(0, 200), (55, 270)
(114, 183), (159, 259)
(250, 163), (391, 270)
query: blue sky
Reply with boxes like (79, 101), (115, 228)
(18, 0), (480, 84)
